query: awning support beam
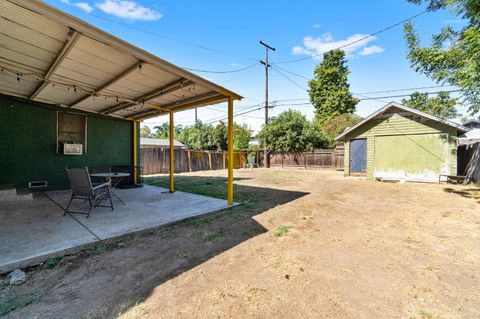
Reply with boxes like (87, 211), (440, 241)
(69, 61), (144, 108)
(29, 29), (80, 100)
(131, 92), (225, 120)
(227, 96), (234, 205)
(169, 110), (175, 193)
(100, 78), (193, 115)
(133, 121), (138, 184)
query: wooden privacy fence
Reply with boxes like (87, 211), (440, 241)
(141, 145), (344, 175)
(268, 146), (344, 170)
(141, 148), (246, 175)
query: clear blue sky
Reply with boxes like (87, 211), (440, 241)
(47, 0), (466, 132)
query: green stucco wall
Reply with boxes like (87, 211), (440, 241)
(342, 113), (458, 181)
(0, 95), (136, 190)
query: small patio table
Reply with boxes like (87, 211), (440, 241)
(90, 172), (130, 205)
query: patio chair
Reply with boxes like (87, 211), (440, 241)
(64, 167), (113, 218)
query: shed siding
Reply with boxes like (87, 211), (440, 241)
(344, 141), (350, 175)
(367, 137), (375, 180)
(343, 113), (458, 180)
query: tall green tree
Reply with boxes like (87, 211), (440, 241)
(404, 0), (480, 114)
(212, 121), (228, 151)
(401, 91), (459, 119)
(152, 123), (182, 139)
(320, 113), (363, 147)
(233, 124), (252, 151)
(177, 121), (215, 150)
(308, 49), (359, 124)
(258, 109), (326, 152)
(139, 125), (152, 138)
(175, 121), (251, 151)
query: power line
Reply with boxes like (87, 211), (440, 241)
(183, 62), (260, 74)
(64, 4), (264, 74)
(271, 66), (309, 92)
(272, 64), (311, 80)
(274, 10), (428, 64)
(204, 88), (465, 124)
(354, 85), (456, 95)
(357, 89), (463, 100)
(66, 4), (239, 57)
(263, 63), (458, 96)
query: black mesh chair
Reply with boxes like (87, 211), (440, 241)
(64, 167), (113, 218)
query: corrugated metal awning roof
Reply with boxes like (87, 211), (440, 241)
(0, 0), (242, 121)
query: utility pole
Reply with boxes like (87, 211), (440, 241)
(260, 40), (275, 168)
(194, 108), (198, 124)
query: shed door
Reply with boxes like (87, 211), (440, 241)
(350, 138), (367, 174)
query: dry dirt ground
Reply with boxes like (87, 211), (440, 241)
(1, 168), (480, 319)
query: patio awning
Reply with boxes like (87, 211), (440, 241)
(0, 0), (242, 121)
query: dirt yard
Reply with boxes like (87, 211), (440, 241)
(1, 169), (479, 319)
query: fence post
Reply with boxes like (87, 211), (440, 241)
(187, 150), (192, 172)
(208, 151), (212, 170)
(281, 153), (284, 168)
(331, 150), (335, 169)
(162, 148), (166, 173)
(304, 152), (307, 169)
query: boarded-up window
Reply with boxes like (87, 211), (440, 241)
(57, 112), (86, 154)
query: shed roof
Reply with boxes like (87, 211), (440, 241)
(0, 0), (242, 121)
(458, 129), (480, 146)
(140, 138), (185, 148)
(464, 119), (480, 125)
(335, 102), (470, 141)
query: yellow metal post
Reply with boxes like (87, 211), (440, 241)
(132, 121), (138, 184)
(227, 96), (234, 205)
(169, 110), (175, 192)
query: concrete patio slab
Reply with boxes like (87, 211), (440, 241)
(0, 185), (233, 273)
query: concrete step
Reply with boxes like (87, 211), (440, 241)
(0, 185), (33, 202)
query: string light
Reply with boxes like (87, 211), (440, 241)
(0, 64), (145, 108)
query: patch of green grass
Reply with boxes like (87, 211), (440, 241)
(418, 310), (440, 319)
(203, 230), (224, 242)
(144, 176), (227, 200)
(88, 245), (106, 255)
(188, 216), (212, 228)
(46, 257), (61, 267)
(274, 225), (292, 237)
(0, 292), (41, 316)
(176, 250), (190, 258)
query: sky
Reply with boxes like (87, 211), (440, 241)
(46, 0), (468, 133)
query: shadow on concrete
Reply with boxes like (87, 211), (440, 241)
(3, 176), (309, 319)
(443, 187), (480, 203)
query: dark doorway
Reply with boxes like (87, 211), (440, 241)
(350, 138), (367, 174)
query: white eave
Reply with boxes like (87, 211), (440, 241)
(0, 0), (242, 121)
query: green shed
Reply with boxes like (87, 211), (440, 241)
(335, 102), (470, 182)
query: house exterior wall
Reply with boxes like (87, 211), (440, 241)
(0, 95), (136, 190)
(342, 113), (457, 181)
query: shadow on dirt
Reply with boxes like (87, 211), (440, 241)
(444, 187), (480, 203)
(2, 176), (308, 319)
